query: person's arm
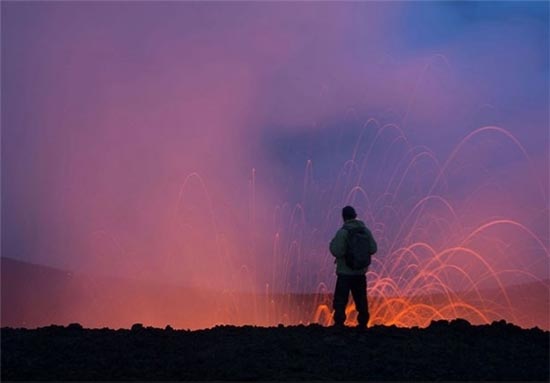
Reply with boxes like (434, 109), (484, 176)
(329, 229), (348, 258)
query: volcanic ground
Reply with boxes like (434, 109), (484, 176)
(2, 319), (548, 381)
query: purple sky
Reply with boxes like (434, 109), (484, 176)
(2, 2), (548, 296)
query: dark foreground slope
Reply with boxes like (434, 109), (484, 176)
(2, 319), (548, 381)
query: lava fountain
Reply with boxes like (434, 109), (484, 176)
(173, 120), (549, 330)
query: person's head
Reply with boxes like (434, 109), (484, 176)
(342, 205), (357, 222)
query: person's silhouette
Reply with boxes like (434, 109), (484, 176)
(329, 205), (377, 328)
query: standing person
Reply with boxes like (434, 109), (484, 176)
(329, 205), (377, 328)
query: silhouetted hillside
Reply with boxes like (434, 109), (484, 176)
(1, 320), (548, 380)
(2, 257), (549, 330)
(1, 257), (327, 328)
(1, 258), (550, 330)
(1, 257), (233, 329)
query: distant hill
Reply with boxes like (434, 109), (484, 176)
(1, 257), (229, 329)
(1, 257), (320, 329)
(2, 257), (548, 330)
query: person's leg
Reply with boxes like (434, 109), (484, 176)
(332, 275), (350, 326)
(350, 274), (369, 327)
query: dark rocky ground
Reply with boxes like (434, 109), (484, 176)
(2, 319), (548, 381)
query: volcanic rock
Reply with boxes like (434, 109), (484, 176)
(2, 320), (548, 380)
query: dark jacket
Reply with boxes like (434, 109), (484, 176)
(329, 219), (376, 275)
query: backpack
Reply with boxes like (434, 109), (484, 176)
(344, 227), (377, 270)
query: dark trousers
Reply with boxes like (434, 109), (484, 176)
(333, 274), (369, 327)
